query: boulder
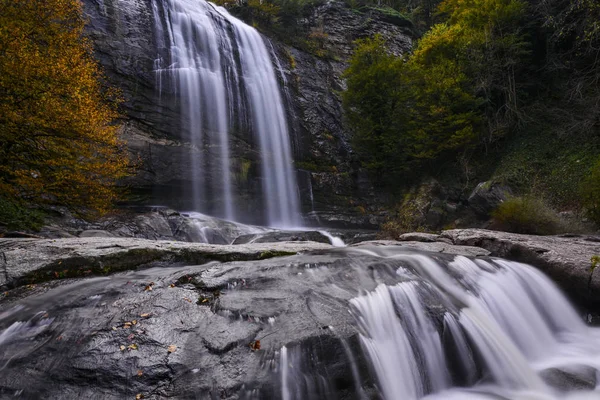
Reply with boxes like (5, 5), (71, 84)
(398, 232), (452, 244)
(0, 234), (597, 398)
(79, 230), (116, 238)
(467, 181), (512, 218)
(232, 231), (331, 245)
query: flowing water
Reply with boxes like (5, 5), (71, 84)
(2, 245), (599, 398)
(151, 0), (300, 227)
(345, 249), (600, 400)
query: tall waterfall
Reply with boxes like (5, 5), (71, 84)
(151, 0), (300, 227)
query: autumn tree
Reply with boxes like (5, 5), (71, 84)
(0, 0), (128, 220)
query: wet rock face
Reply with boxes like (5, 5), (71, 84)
(281, 2), (412, 228)
(467, 181), (513, 218)
(81, 0), (413, 228)
(0, 245), (443, 399)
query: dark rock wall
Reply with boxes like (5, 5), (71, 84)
(278, 2), (412, 228)
(83, 0), (413, 227)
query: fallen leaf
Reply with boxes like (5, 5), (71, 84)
(183, 297), (192, 303)
(119, 345), (126, 351)
(140, 313), (151, 318)
(128, 344), (138, 351)
(112, 326), (118, 331)
(137, 370), (143, 377)
(167, 345), (177, 353)
(135, 394), (143, 400)
(249, 340), (261, 351)
(144, 285), (153, 292)
(127, 334), (135, 341)
(132, 320), (138, 325)
(169, 283), (175, 288)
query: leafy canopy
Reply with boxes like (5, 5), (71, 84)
(0, 0), (129, 219)
(343, 0), (529, 186)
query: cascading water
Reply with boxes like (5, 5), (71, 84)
(349, 250), (600, 400)
(151, 0), (300, 227)
(2, 242), (600, 398)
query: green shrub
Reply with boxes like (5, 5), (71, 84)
(491, 196), (563, 235)
(0, 196), (45, 231)
(580, 158), (600, 225)
(379, 184), (438, 238)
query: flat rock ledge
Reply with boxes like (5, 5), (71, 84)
(396, 229), (600, 305)
(0, 236), (490, 291)
(0, 238), (332, 289)
(2, 229), (599, 305)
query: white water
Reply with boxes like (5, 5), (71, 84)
(349, 252), (600, 400)
(151, 0), (300, 226)
(318, 230), (345, 247)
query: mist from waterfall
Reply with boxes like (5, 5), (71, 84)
(151, 0), (300, 227)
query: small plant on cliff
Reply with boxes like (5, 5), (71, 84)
(591, 255), (600, 273)
(491, 196), (562, 235)
(0, 0), (129, 220)
(0, 196), (45, 231)
(580, 158), (600, 225)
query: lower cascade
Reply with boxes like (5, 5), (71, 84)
(346, 252), (600, 400)
(1, 244), (599, 398)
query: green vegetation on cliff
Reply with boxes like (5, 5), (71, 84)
(0, 0), (129, 228)
(214, 0), (328, 53)
(344, 0), (600, 225)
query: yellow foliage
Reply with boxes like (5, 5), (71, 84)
(0, 0), (129, 218)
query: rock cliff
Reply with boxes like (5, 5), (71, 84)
(82, 0), (412, 227)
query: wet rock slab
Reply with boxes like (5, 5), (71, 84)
(0, 238), (332, 289)
(0, 234), (596, 398)
(0, 244), (440, 398)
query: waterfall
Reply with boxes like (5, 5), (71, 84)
(349, 251), (600, 400)
(151, 0), (300, 227)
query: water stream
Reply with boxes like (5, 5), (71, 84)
(3, 245), (599, 398)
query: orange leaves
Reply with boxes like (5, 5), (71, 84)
(249, 340), (261, 351)
(0, 0), (129, 217)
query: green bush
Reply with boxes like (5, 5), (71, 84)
(0, 196), (45, 231)
(580, 158), (600, 225)
(491, 196), (563, 235)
